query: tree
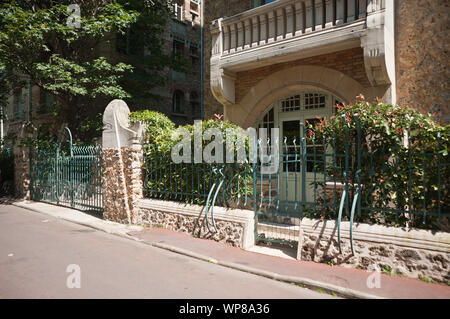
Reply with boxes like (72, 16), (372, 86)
(0, 0), (172, 144)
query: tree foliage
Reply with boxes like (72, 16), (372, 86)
(0, 0), (172, 144)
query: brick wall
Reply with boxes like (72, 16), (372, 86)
(235, 47), (370, 104)
(395, 0), (450, 124)
(203, 0), (253, 119)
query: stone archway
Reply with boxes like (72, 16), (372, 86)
(225, 65), (364, 128)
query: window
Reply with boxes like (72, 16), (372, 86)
(115, 26), (143, 55)
(173, 39), (185, 57)
(253, 0), (276, 8)
(173, 2), (183, 21)
(190, 92), (199, 115)
(190, 44), (199, 72)
(304, 93), (326, 110)
(258, 107), (275, 142)
(173, 90), (184, 114)
(39, 90), (55, 114)
(281, 95), (301, 112)
(13, 89), (23, 121)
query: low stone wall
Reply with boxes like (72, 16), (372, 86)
(137, 199), (255, 249)
(298, 218), (450, 283)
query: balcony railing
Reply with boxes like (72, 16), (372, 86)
(212, 0), (382, 57)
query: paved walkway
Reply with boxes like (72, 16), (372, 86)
(10, 199), (450, 299)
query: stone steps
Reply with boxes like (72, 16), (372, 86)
(257, 221), (300, 241)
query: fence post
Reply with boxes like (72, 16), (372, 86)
(102, 99), (144, 224)
(13, 146), (30, 199)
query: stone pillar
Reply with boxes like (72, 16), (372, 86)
(13, 146), (30, 199)
(102, 99), (144, 224)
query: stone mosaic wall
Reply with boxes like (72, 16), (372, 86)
(13, 148), (30, 199)
(102, 147), (143, 224)
(138, 207), (245, 247)
(102, 148), (130, 224)
(300, 230), (450, 283)
(395, 0), (450, 124)
(301, 218), (450, 282)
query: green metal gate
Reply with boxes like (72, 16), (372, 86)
(30, 137), (103, 213)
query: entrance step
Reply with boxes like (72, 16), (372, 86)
(257, 221), (300, 242)
(246, 244), (297, 260)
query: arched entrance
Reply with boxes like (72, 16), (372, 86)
(256, 90), (341, 204)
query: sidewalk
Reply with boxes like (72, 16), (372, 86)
(10, 199), (450, 299)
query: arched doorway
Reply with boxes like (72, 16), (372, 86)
(256, 90), (342, 203)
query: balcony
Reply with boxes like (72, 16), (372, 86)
(210, 0), (395, 106)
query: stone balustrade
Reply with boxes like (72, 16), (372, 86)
(212, 0), (380, 58)
(210, 0), (393, 107)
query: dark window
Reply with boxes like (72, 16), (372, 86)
(173, 90), (184, 114)
(13, 89), (23, 120)
(304, 93), (326, 110)
(39, 90), (55, 114)
(173, 39), (185, 57)
(253, 0), (276, 8)
(115, 27), (143, 55)
(281, 95), (301, 112)
(190, 92), (199, 115)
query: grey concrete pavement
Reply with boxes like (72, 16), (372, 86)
(0, 203), (335, 299)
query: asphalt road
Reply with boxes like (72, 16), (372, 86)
(0, 204), (334, 299)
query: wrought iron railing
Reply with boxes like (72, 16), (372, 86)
(30, 145), (103, 212)
(143, 118), (449, 244)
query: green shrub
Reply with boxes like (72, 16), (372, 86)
(307, 98), (449, 229)
(130, 110), (253, 206)
(129, 109), (176, 155)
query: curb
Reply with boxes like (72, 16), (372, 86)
(11, 202), (140, 242)
(140, 243), (383, 299)
(11, 201), (384, 299)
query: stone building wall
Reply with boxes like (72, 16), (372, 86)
(395, 0), (450, 124)
(203, 0), (253, 119)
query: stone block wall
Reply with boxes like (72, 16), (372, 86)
(299, 218), (450, 283)
(395, 0), (450, 124)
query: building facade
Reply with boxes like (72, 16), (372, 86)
(158, 0), (203, 125)
(204, 0), (449, 128)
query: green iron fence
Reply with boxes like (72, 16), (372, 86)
(142, 117), (449, 248)
(30, 145), (103, 213)
(254, 116), (449, 248)
(143, 144), (254, 232)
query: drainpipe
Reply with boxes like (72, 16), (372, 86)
(27, 77), (31, 122)
(200, 0), (204, 120)
(1, 106), (3, 148)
